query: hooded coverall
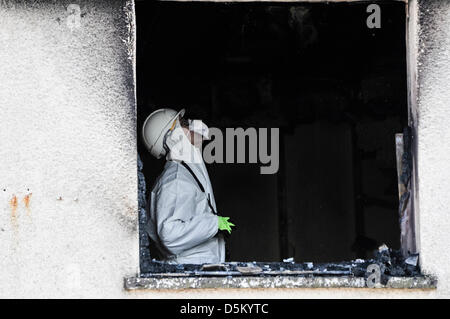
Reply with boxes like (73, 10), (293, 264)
(145, 160), (225, 264)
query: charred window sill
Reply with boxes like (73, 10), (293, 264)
(126, 260), (436, 290)
(124, 275), (436, 290)
(129, 250), (436, 290)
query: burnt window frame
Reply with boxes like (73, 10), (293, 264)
(133, 0), (422, 287)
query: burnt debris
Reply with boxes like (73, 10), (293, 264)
(141, 245), (421, 278)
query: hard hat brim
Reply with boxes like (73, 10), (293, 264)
(142, 108), (185, 158)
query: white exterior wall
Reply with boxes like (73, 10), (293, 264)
(0, 0), (449, 298)
(0, 0), (138, 298)
(412, 0), (450, 297)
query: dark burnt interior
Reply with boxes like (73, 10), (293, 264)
(136, 1), (408, 270)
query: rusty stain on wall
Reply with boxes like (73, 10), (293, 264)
(24, 193), (32, 215)
(9, 194), (18, 230)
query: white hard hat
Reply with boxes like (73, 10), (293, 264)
(142, 108), (185, 159)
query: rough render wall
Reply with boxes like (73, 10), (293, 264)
(0, 0), (449, 299)
(0, 0), (138, 298)
(414, 0), (450, 297)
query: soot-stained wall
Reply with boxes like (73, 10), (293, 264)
(414, 0), (450, 296)
(1, 0), (450, 299)
(0, 0), (137, 298)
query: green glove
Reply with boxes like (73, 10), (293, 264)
(218, 216), (235, 234)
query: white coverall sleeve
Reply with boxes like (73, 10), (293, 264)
(155, 179), (219, 256)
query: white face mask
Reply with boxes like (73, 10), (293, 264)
(188, 119), (210, 140)
(165, 120), (204, 164)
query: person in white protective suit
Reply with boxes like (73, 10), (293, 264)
(142, 108), (235, 264)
